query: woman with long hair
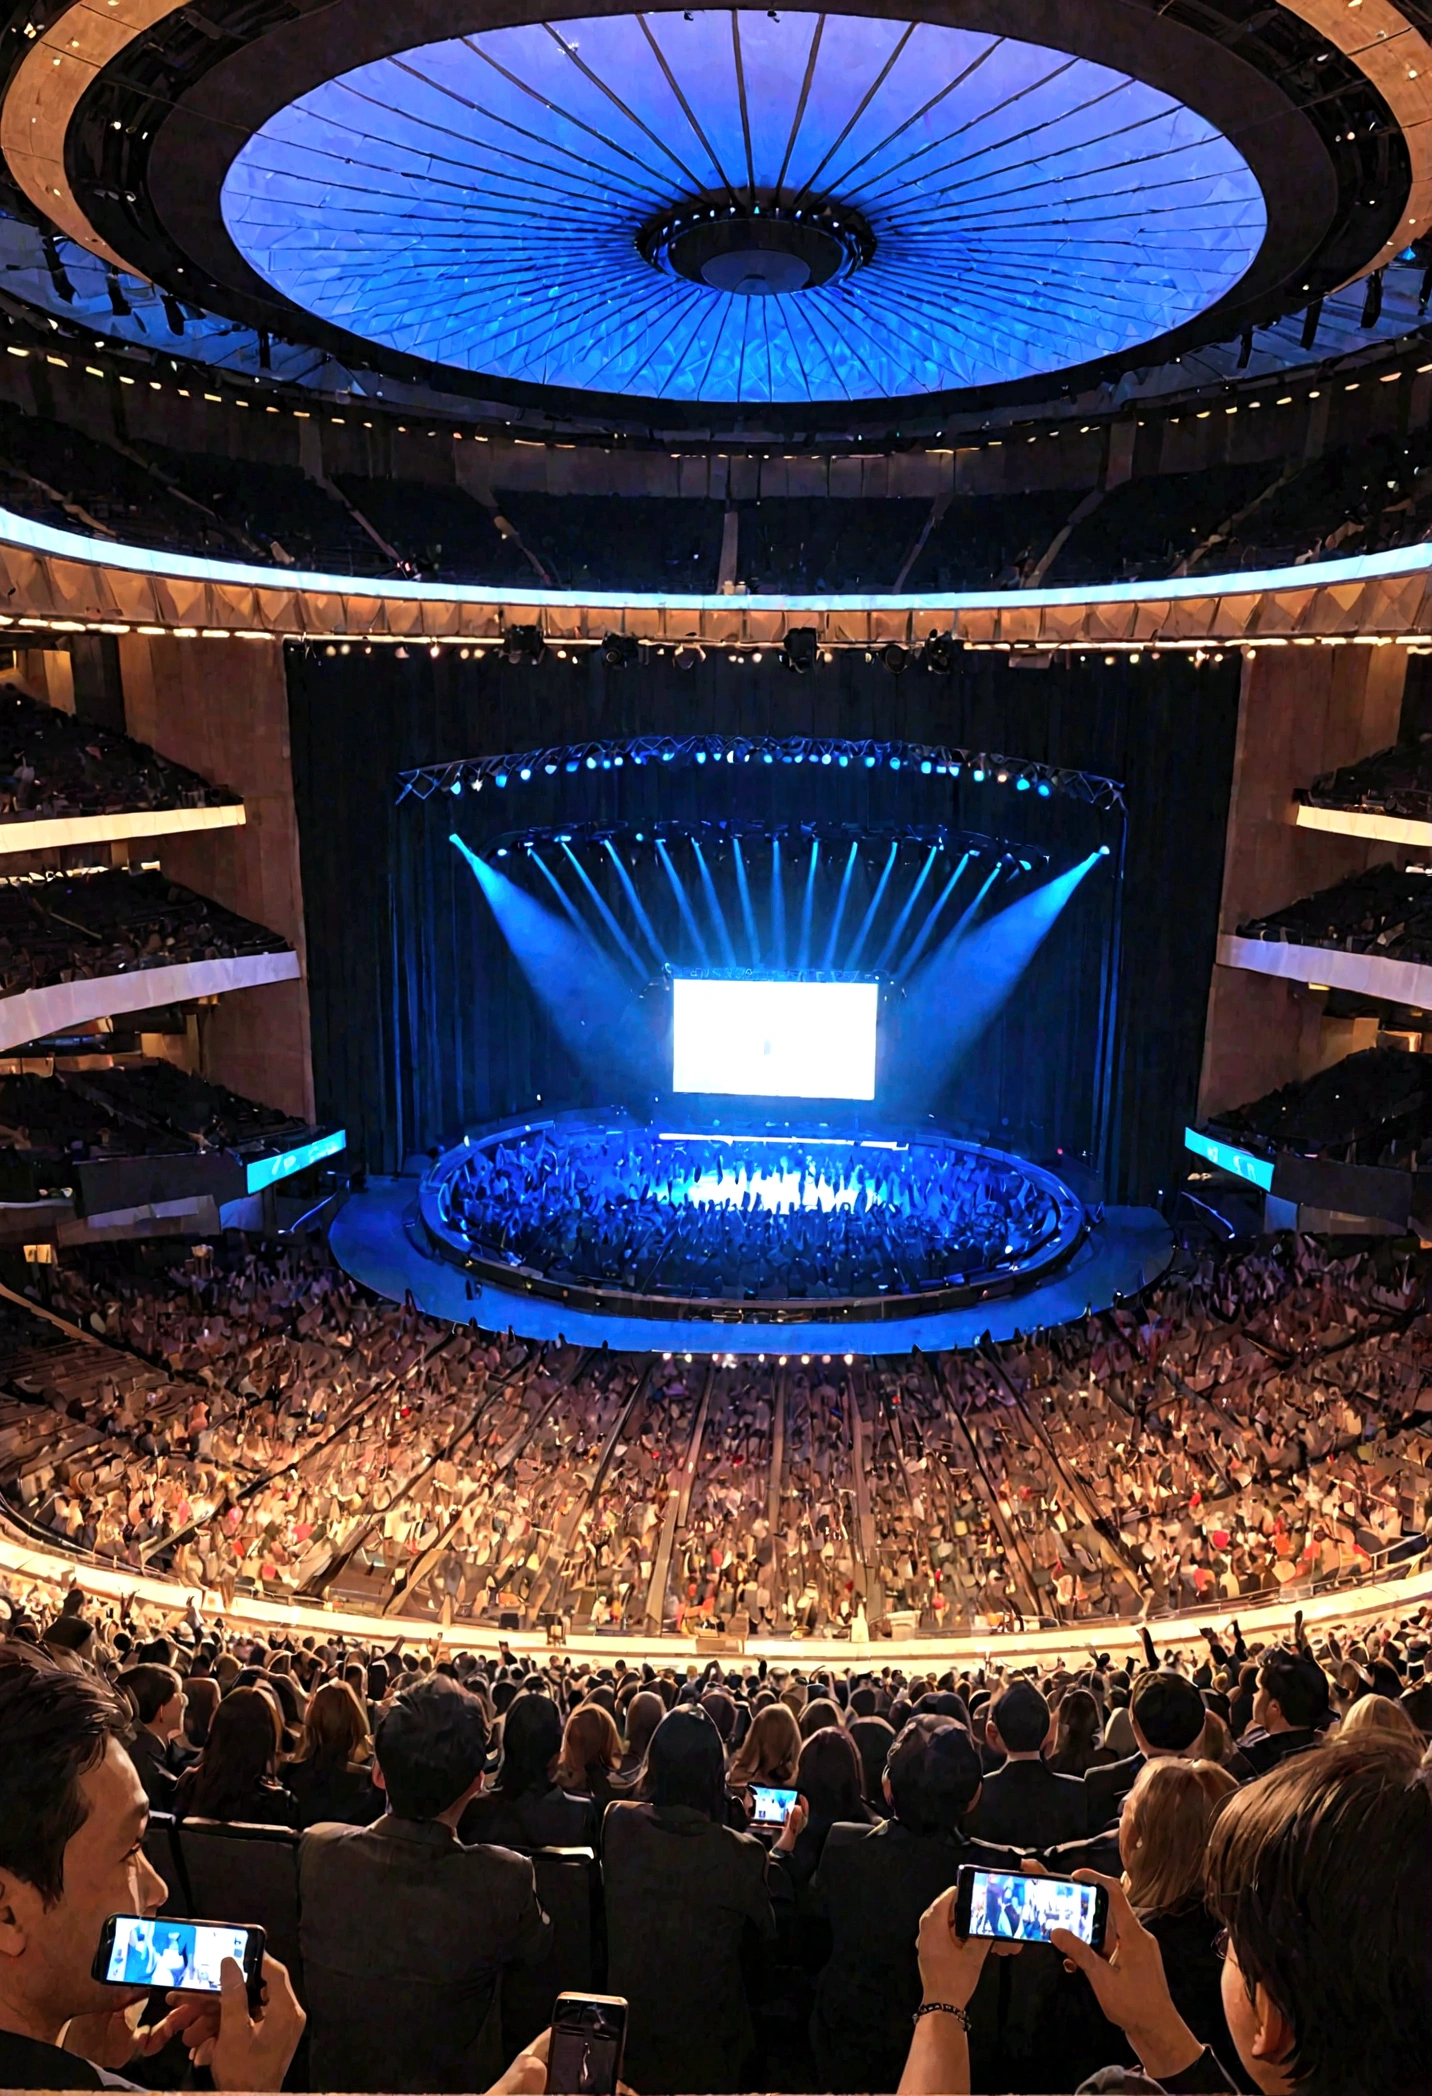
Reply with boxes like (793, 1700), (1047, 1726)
(728, 1700), (801, 1793)
(772, 1724), (874, 1891)
(556, 1702), (622, 1811)
(283, 1679), (381, 1828)
(1047, 1686), (1115, 1777)
(614, 1688), (665, 1787)
(1117, 1757), (1238, 2065)
(1337, 1692), (1426, 1763)
(605, 1707), (774, 2093)
(460, 1689), (596, 1848)
(174, 1686), (297, 1827)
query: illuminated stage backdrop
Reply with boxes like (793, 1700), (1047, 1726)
(222, 10), (1266, 405)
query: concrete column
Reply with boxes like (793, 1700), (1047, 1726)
(117, 633), (314, 1120)
(1198, 643), (1406, 1118)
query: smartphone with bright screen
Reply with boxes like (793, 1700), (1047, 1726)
(92, 1915), (264, 1995)
(546, 1993), (628, 2096)
(750, 1784), (798, 1827)
(955, 1866), (1108, 1951)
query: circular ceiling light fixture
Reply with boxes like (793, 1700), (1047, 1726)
(219, 8), (1268, 407)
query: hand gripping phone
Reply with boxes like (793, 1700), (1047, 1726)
(93, 1914), (265, 2002)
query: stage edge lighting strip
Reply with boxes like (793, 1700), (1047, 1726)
(1183, 1126), (1275, 1191)
(1, 500), (1432, 612)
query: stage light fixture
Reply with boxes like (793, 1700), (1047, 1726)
(972, 767), (985, 781)
(519, 767), (532, 781)
(1016, 774), (1031, 791)
(1037, 780), (1052, 797)
(449, 778), (462, 795)
(674, 644), (705, 670)
(1099, 844), (1112, 856)
(601, 632), (639, 668)
(882, 643), (909, 674)
(782, 627), (819, 674)
(495, 772), (509, 787)
(919, 631), (961, 674)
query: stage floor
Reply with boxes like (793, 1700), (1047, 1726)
(331, 1177), (1175, 1354)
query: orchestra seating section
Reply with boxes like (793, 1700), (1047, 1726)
(1236, 865), (1432, 969)
(0, 865), (290, 997)
(0, 688), (240, 825)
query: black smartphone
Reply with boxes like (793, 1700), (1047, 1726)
(92, 1915), (265, 2002)
(954, 1864), (1109, 1952)
(546, 1992), (628, 2095)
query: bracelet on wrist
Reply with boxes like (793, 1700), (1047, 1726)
(913, 2002), (970, 2032)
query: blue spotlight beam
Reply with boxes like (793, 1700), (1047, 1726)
(796, 840), (820, 972)
(655, 837), (712, 965)
(399, 735), (1124, 812)
(602, 836), (668, 970)
(894, 849), (971, 982)
(820, 839), (861, 973)
(870, 844), (938, 974)
(691, 839), (739, 969)
(527, 849), (606, 952)
(559, 840), (649, 978)
(900, 849), (1107, 1105)
(770, 837), (787, 972)
(843, 840), (900, 970)
(732, 837), (762, 967)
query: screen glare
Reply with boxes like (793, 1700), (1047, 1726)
(672, 977), (877, 1099)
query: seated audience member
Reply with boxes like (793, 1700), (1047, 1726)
(1085, 1672), (1208, 1831)
(460, 1691), (597, 1849)
(604, 1706), (775, 2094)
(1050, 1687), (1117, 1778)
(728, 1700), (802, 1798)
(1239, 1648), (1331, 1775)
(613, 1688), (663, 1787)
(555, 1703), (622, 1812)
(1117, 1757), (1239, 2067)
(798, 1695), (845, 1740)
(969, 1679), (1085, 1846)
(1336, 1691), (1425, 1764)
(848, 1712), (896, 1802)
(811, 1714), (1015, 2093)
(182, 1676), (218, 1752)
(899, 1742), (1432, 2096)
(300, 1676), (552, 2093)
(0, 1666), (303, 2091)
(119, 1665), (187, 1809)
(771, 1725), (874, 1891)
(174, 1687), (297, 1827)
(283, 1680), (382, 1829)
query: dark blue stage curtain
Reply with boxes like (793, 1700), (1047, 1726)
(285, 647), (1239, 1207)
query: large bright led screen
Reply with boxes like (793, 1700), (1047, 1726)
(672, 978), (877, 1100)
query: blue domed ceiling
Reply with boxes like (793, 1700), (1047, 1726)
(218, 9), (1267, 407)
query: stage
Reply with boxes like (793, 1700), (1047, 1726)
(331, 1174), (1174, 1355)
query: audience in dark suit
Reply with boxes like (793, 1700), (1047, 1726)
(300, 1677), (552, 2092)
(1084, 1670), (1208, 1831)
(967, 1679), (1085, 1847)
(460, 1689), (597, 1849)
(604, 1706), (775, 2095)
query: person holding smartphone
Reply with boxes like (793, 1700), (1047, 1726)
(0, 1665), (305, 2092)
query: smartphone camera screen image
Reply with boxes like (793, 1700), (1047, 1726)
(962, 1868), (1105, 1949)
(750, 1784), (798, 1827)
(546, 1994), (628, 2096)
(97, 1916), (257, 1993)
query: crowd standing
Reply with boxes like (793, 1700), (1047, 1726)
(437, 1129), (1060, 1299)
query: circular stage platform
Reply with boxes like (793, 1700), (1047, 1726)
(331, 1114), (1174, 1356)
(418, 1114), (1087, 1324)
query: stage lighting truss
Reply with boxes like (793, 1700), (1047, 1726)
(470, 819), (1049, 874)
(398, 736), (1124, 811)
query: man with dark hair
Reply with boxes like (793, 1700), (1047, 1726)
(300, 1675), (551, 2092)
(810, 1715), (1016, 2091)
(1085, 1670), (1208, 1831)
(0, 1666), (303, 2091)
(118, 1667), (187, 1810)
(1028, 1742), (1432, 2095)
(968, 1680), (1085, 1848)
(1240, 1646), (1331, 1775)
